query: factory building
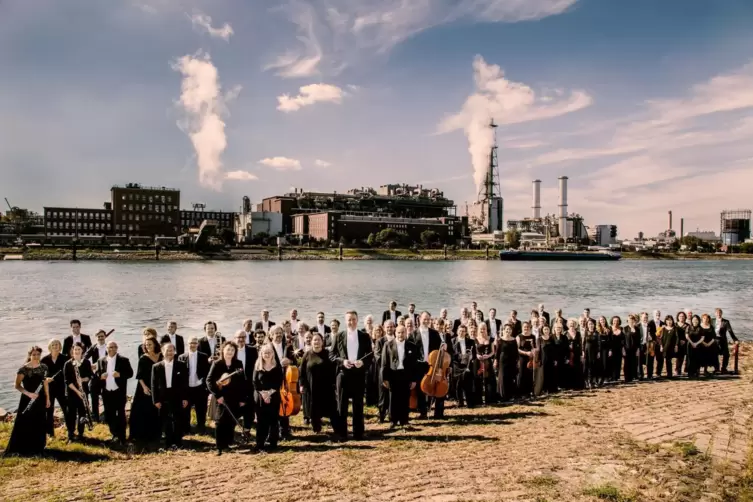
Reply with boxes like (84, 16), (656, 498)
(180, 206), (235, 233)
(720, 209), (752, 245)
(111, 183), (180, 239)
(294, 211), (468, 245)
(44, 204), (113, 238)
(592, 224), (618, 247)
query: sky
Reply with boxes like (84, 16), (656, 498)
(1, 0), (753, 238)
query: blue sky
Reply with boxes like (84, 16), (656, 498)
(1, 0), (752, 238)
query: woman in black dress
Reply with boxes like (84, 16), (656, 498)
(365, 325), (384, 407)
(494, 324), (518, 401)
(700, 314), (719, 375)
(516, 322), (536, 398)
(675, 311), (688, 376)
(596, 317), (611, 385)
(207, 341), (246, 455)
(609, 317), (625, 382)
(299, 332), (336, 434)
(539, 325), (559, 395)
(559, 319), (583, 390)
(583, 319), (600, 390)
(129, 336), (162, 445)
(41, 339), (68, 437)
(623, 315), (641, 383)
(475, 323), (496, 405)
(686, 315), (703, 378)
(253, 343), (283, 451)
(660, 315), (679, 378)
(63, 343), (94, 441)
(552, 322), (568, 387)
(4, 346), (50, 457)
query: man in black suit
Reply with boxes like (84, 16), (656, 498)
(234, 331), (258, 433)
(452, 325), (477, 407)
(160, 320), (185, 356)
(638, 312), (657, 379)
(381, 324), (417, 427)
(550, 309), (566, 330)
(411, 311), (449, 419)
(63, 319), (92, 357)
(311, 311), (331, 343)
(151, 343), (189, 448)
(382, 301), (402, 324)
(269, 325), (296, 439)
(582, 308), (595, 326)
(714, 308), (738, 373)
(254, 309), (275, 333)
(95, 341), (133, 444)
(198, 321), (225, 362)
(471, 301), (484, 322)
(86, 329), (109, 422)
(485, 308), (502, 341)
(508, 310), (523, 337)
(649, 310), (665, 377)
(538, 304), (550, 326)
(178, 337), (210, 433)
(324, 319), (341, 349)
(375, 320), (396, 422)
(329, 310), (373, 440)
(407, 304), (419, 326)
(452, 307), (470, 335)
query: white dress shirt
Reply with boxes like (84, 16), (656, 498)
(316, 324), (326, 335)
(641, 323), (649, 344)
(244, 331), (253, 344)
(274, 342), (284, 362)
(168, 334), (177, 347)
(715, 319), (722, 335)
(396, 340), (405, 369)
(420, 327), (430, 360)
(459, 337), (467, 355)
(237, 348), (246, 369)
(188, 351), (201, 387)
(95, 343), (107, 360)
(489, 319), (497, 339)
(291, 319), (299, 332)
(347, 329), (359, 362)
(165, 360), (173, 388)
(105, 355), (118, 391)
(208, 337), (217, 356)
(390, 311), (397, 323)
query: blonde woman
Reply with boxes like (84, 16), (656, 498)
(41, 339), (68, 437)
(253, 343), (283, 451)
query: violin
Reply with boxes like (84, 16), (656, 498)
(419, 343), (450, 398)
(279, 364), (301, 417)
(217, 369), (242, 389)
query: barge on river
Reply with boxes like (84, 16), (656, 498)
(499, 250), (621, 261)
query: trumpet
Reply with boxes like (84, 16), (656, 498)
(73, 360), (94, 430)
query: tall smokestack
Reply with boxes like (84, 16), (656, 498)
(680, 218), (684, 238)
(532, 180), (541, 219)
(558, 176), (568, 239)
(668, 210), (673, 231)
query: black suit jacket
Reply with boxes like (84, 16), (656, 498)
(63, 334), (93, 357)
(540, 311), (550, 325)
(508, 319), (523, 337)
(382, 310), (402, 323)
(254, 320), (276, 332)
(485, 319), (502, 338)
(639, 322), (657, 345)
(452, 337), (477, 370)
(177, 351), (210, 388)
(198, 335), (226, 360)
(381, 339), (418, 383)
(329, 330), (373, 380)
(95, 354), (134, 397)
(409, 328), (446, 362)
(452, 319), (466, 335)
(160, 334), (185, 355)
(471, 310), (484, 322)
(151, 359), (188, 405)
(713, 318), (738, 346)
(237, 346), (258, 387)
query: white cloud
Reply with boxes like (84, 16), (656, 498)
(277, 83), (345, 112)
(267, 0), (577, 77)
(314, 159), (332, 167)
(438, 55), (591, 193)
(259, 156), (303, 170)
(225, 170), (258, 181)
(172, 51), (239, 190)
(189, 11), (234, 41)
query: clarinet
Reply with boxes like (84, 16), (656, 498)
(73, 360), (94, 430)
(22, 370), (61, 414)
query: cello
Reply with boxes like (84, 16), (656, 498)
(279, 364), (301, 417)
(420, 343), (451, 398)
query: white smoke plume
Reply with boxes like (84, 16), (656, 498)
(439, 55), (592, 193)
(172, 51), (240, 190)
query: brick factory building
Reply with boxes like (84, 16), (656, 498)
(180, 207), (236, 233)
(111, 183), (180, 238)
(295, 211), (469, 245)
(44, 204), (113, 238)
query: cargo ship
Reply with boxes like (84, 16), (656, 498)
(499, 249), (621, 261)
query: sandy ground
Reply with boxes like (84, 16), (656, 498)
(2, 349), (753, 502)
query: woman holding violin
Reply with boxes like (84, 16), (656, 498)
(299, 332), (336, 434)
(206, 341), (245, 455)
(253, 344), (283, 451)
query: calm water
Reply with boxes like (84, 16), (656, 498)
(1, 260), (752, 409)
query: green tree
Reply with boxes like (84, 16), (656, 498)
(505, 230), (521, 249)
(366, 232), (376, 247)
(420, 230), (440, 247)
(376, 228), (411, 248)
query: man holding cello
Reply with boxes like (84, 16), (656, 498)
(411, 312), (451, 420)
(329, 311), (373, 441)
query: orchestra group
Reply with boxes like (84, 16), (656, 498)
(3, 302), (740, 457)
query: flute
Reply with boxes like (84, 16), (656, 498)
(22, 370), (61, 414)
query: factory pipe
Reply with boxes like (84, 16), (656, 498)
(532, 180), (541, 219)
(668, 210), (673, 231)
(558, 176), (568, 239)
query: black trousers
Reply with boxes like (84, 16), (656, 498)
(663, 352), (674, 378)
(639, 346), (654, 379)
(185, 385), (208, 432)
(655, 351), (665, 377)
(160, 392), (184, 447)
(65, 393), (87, 438)
(335, 370), (366, 438)
(47, 385), (67, 436)
(675, 343), (687, 375)
(89, 379), (102, 421)
(215, 401), (240, 451)
(255, 395), (280, 449)
(416, 389), (445, 418)
(719, 343), (731, 371)
(241, 388), (255, 430)
(454, 369), (475, 407)
(623, 349), (637, 382)
(102, 390), (127, 441)
(387, 370), (411, 425)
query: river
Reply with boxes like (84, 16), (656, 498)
(1, 260), (752, 409)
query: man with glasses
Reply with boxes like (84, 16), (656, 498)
(178, 336), (210, 434)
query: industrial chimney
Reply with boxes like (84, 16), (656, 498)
(558, 176), (568, 239)
(668, 211), (673, 231)
(532, 180), (541, 219)
(680, 218), (684, 238)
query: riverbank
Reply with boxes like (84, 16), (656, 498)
(2, 247), (753, 262)
(2, 346), (753, 501)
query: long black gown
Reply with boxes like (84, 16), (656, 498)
(496, 338), (518, 401)
(299, 348), (336, 433)
(517, 334), (535, 397)
(540, 336), (559, 394)
(700, 325), (718, 372)
(583, 331), (600, 388)
(475, 341), (497, 405)
(610, 329), (625, 382)
(40, 353), (68, 436)
(129, 354), (162, 443)
(4, 364), (49, 457)
(597, 331), (611, 385)
(686, 325), (703, 377)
